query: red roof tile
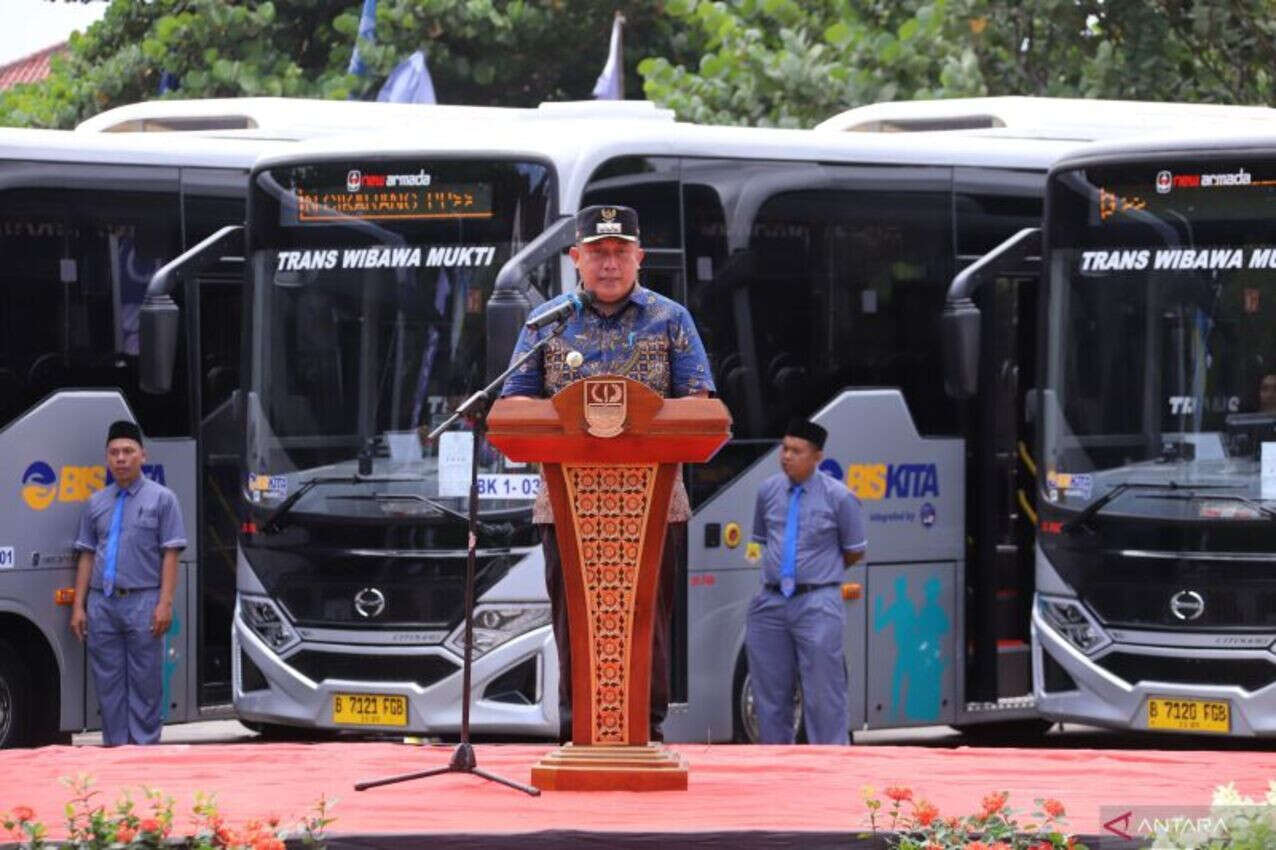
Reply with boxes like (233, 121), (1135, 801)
(0, 42), (66, 92)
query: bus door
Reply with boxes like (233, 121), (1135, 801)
(953, 171), (1045, 712)
(181, 168), (247, 712)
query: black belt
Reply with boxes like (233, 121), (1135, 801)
(764, 582), (839, 595)
(93, 587), (158, 598)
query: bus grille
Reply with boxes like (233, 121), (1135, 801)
(1083, 556), (1276, 630)
(286, 651), (459, 689)
(1095, 651), (1276, 693)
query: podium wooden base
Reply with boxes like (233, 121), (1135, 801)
(530, 744), (689, 791)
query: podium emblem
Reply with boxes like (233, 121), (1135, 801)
(583, 378), (627, 438)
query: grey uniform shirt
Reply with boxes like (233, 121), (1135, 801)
(751, 470), (867, 586)
(74, 476), (187, 590)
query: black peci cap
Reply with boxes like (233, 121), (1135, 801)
(575, 204), (640, 244)
(785, 418), (827, 450)
(107, 420), (143, 446)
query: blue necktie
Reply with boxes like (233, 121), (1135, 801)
(102, 489), (128, 596)
(779, 484), (802, 597)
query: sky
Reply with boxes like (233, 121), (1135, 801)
(0, 0), (108, 66)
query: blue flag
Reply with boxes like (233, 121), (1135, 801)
(348, 0), (377, 77)
(591, 12), (625, 99)
(378, 50), (437, 104)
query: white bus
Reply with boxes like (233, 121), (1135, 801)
(0, 128), (286, 746)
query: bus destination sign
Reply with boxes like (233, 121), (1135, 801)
(295, 168), (492, 222)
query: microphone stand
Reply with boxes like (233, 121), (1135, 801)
(355, 318), (573, 797)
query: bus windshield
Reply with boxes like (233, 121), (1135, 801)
(246, 158), (554, 516)
(1043, 156), (1276, 520)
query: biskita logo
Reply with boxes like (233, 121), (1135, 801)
(20, 461), (57, 511)
(820, 459), (940, 501)
(346, 169), (362, 192)
(19, 462), (166, 511)
(1156, 170), (1172, 194)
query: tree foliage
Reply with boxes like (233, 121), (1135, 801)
(8, 0), (1276, 130)
(1, 0), (697, 128)
(638, 0), (1276, 128)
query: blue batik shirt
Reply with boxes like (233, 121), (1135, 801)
(501, 284), (716, 522)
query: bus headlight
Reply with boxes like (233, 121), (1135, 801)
(1037, 596), (1111, 655)
(240, 595), (300, 654)
(444, 604), (551, 660)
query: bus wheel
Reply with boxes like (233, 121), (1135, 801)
(0, 640), (32, 748)
(732, 655), (802, 743)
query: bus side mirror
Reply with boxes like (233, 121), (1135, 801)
(485, 288), (530, 383)
(140, 294), (180, 394)
(942, 298), (980, 399)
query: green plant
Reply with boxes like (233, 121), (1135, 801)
(2, 774), (333, 849)
(862, 785), (1086, 850)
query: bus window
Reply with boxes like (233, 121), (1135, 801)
(0, 186), (187, 435)
(582, 157), (681, 250)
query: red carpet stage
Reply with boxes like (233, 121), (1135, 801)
(0, 742), (1271, 848)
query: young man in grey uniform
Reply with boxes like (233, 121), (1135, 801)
(70, 420), (186, 746)
(745, 419), (866, 744)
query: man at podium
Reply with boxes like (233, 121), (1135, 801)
(501, 204), (715, 741)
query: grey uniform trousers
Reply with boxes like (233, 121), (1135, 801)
(745, 584), (849, 744)
(87, 587), (163, 746)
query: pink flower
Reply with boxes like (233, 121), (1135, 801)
(1043, 797), (1065, 819)
(9, 807), (33, 823)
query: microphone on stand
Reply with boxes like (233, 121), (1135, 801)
(524, 290), (594, 330)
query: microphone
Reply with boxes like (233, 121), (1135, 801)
(524, 290), (594, 330)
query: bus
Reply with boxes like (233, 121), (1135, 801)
(0, 127), (284, 747)
(994, 132), (1276, 737)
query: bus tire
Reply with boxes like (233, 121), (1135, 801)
(0, 639), (32, 748)
(732, 653), (803, 743)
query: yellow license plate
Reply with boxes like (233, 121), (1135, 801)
(332, 693), (408, 727)
(1146, 696), (1230, 733)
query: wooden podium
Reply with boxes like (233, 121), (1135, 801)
(487, 376), (730, 791)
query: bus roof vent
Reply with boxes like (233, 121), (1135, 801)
(535, 100), (675, 121)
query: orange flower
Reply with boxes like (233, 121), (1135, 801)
(1043, 797), (1065, 819)
(914, 800), (940, 827)
(253, 836), (285, 850)
(989, 843), (1012, 850)
(115, 824), (136, 844)
(139, 818), (162, 834)
(885, 786), (913, 802)
(981, 791), (1009, 817)
(965, 842), (991, 850)
(9, 806), (33, 823)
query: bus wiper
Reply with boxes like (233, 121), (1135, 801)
(260, 474), (416, 533)
(1062, 481), (1230, 533)
(1134, 491), (1276, 521)
(333, 493), (471, 524)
